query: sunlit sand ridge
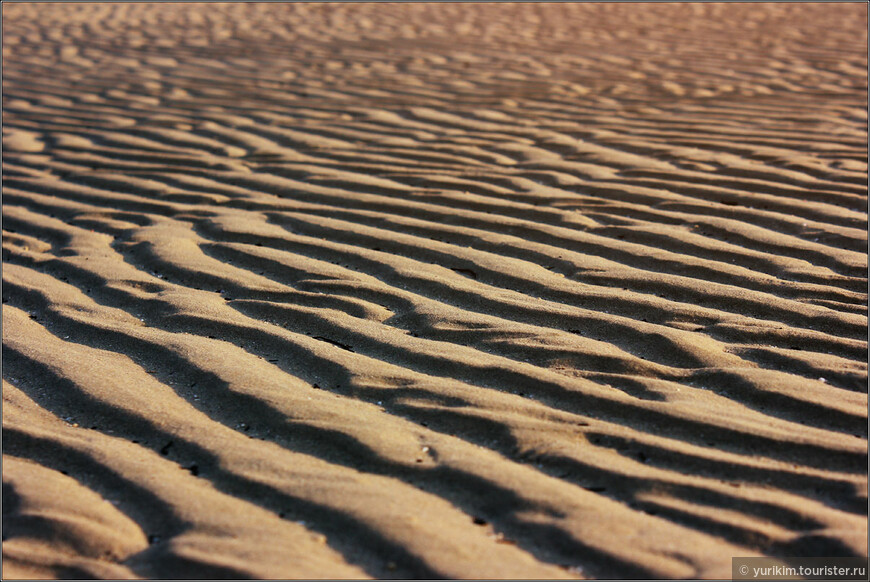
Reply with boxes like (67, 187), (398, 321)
(2, 2), (867, 579)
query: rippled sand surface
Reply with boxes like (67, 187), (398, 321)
(2, 3), (867, 579)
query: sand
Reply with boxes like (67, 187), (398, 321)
(1, 2), (867, 579)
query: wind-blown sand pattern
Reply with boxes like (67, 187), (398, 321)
(2, 2), (867, 579)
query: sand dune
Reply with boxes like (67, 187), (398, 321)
(2, 2), (867, 579)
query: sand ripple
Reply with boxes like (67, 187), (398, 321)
(2, 3), (867, 579)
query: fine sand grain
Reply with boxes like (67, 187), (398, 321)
(2, 2), (867, 579)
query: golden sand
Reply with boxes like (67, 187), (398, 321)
(2, 3), (867, 579)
